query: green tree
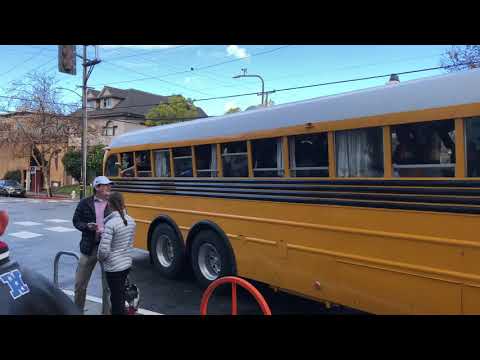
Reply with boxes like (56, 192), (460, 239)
(62, 149), (82, 182)
(62, 145), (105, 184)
(225, 107), (241, 114)
(146, 95), (201, 126)
(87, 145), (105, 182)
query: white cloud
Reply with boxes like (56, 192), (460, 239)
(224, 101), (238, 112)
(184, 77), (192, 84)
(226, 45), (249, 59)
(100, 45), (180, 50)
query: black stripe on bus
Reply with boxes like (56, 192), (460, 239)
(111, 178), (480, 188)
(111, 181), (480, 197)
(110, 185), (480, 206)
(110, 186), (480, 215)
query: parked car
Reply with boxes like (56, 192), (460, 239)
(0, 180), (26, 197)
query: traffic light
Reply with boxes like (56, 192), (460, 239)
(58, 45), (76, 75)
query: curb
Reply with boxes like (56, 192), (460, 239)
(26, 194), (73, 200)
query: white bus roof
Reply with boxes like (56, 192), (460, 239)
(109, 68), (480, 149)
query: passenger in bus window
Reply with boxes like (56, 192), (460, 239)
(120, 153), (135, 177)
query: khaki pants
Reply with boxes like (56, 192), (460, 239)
(74, 245), (111, 315)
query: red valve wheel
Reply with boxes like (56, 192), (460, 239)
(200, 276), (271, 315)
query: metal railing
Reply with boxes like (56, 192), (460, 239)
(53, 251), (80, 287)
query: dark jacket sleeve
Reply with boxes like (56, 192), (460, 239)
(15, 268), (82, 315)
(72, 199), (92, 234)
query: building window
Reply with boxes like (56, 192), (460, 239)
(391, 120), (455, 177)
(135, 151), (152, 177)
(103, 121), (117, 136)
(105, 154), (119, 177)
(172, 147), (193, 177)
(336, 127), (384, 177)
(252, 138), (283, 177)
(87, 100), (96, 111)
(120, 152), (135, 177)
(102, 98), (112, 109)
(289, 133), (328, 177)
(154, 150), (171, 177)
(195, 144), (217, 177)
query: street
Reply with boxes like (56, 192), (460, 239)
(0, 196), (362, 315)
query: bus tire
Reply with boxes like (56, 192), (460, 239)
(150, 223), (185, 279)
(191, 229), (235, 289)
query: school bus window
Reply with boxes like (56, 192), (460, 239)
(173, 147), (193, 177)
(252, 138), (283, 177)
(105, 154), (119, 177)
(120, 152), (135, 177)
(153, 150), (171, 177)
(221, 141), (248, 177)
(135, 151), (152, 177)
(465, 117), (480, 177)
(391, 120), (455, 177)
(195, 144), (217, 177)
(336, 127), (384, 177)
(289, 133), (328, 177)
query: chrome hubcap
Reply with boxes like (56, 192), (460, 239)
(156, 235), (174, 267)
(198, 243), (221, 281)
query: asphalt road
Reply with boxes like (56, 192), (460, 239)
(0, 196), (364, 315)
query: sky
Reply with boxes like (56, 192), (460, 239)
(0, 45), (454, 117)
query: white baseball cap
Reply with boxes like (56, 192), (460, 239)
(93, 176), (113, 188)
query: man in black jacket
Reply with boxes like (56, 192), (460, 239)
(0, 210), (80, 315)
(72, 176), (113, 315)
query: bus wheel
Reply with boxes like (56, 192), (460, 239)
(191, 230), (235, 289)
(150, 223), (185, 279)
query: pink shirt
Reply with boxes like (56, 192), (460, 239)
(94, 197), (107, 235)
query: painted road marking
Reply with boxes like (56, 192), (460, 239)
(8, 231), (43, 239)
(13, 221), (42, 226)
(45, 226), (77, 233)
(62, 289), (163, 315)
(45, 219), (70, 223)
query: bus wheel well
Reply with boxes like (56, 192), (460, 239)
(185, 221), (237, 275)
(147, 215), (185, 262)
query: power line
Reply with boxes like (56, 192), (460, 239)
(88, 45), (292, 88)
(103, 45), (189, 61)
(0, 49), (46, 77)
(101, 59), (213, 97)
(0, 61), (477, 113)
(113, 51), (259, 93)
(192, 62), (475, 102)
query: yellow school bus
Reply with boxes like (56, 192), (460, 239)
(104, 68), (480, 314)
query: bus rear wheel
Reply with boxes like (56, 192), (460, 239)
(150, 223), (185, 279)
(191, 230), (235, 289)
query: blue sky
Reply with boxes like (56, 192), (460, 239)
(0, 45), (452, 116)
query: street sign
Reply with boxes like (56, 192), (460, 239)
(58, 45), (76, 75)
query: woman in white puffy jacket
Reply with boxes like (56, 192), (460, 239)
(97, 192), (136, 315)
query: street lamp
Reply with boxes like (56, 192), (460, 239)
(233, 71), (265, 106)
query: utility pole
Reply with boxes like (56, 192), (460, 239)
(233, 69), (265, 106)
(80, 46), (101, 199)
(59, 45), (100, 199)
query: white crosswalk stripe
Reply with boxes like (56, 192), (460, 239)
(13, 221), (42, 226)
(45, 226), (77, 233)
(8, 231), (43, 239)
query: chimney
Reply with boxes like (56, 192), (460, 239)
(386, 74), (400, 85)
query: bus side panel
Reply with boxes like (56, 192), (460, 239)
(462, 285), (480, 314)
(333, 261), (462, 314)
